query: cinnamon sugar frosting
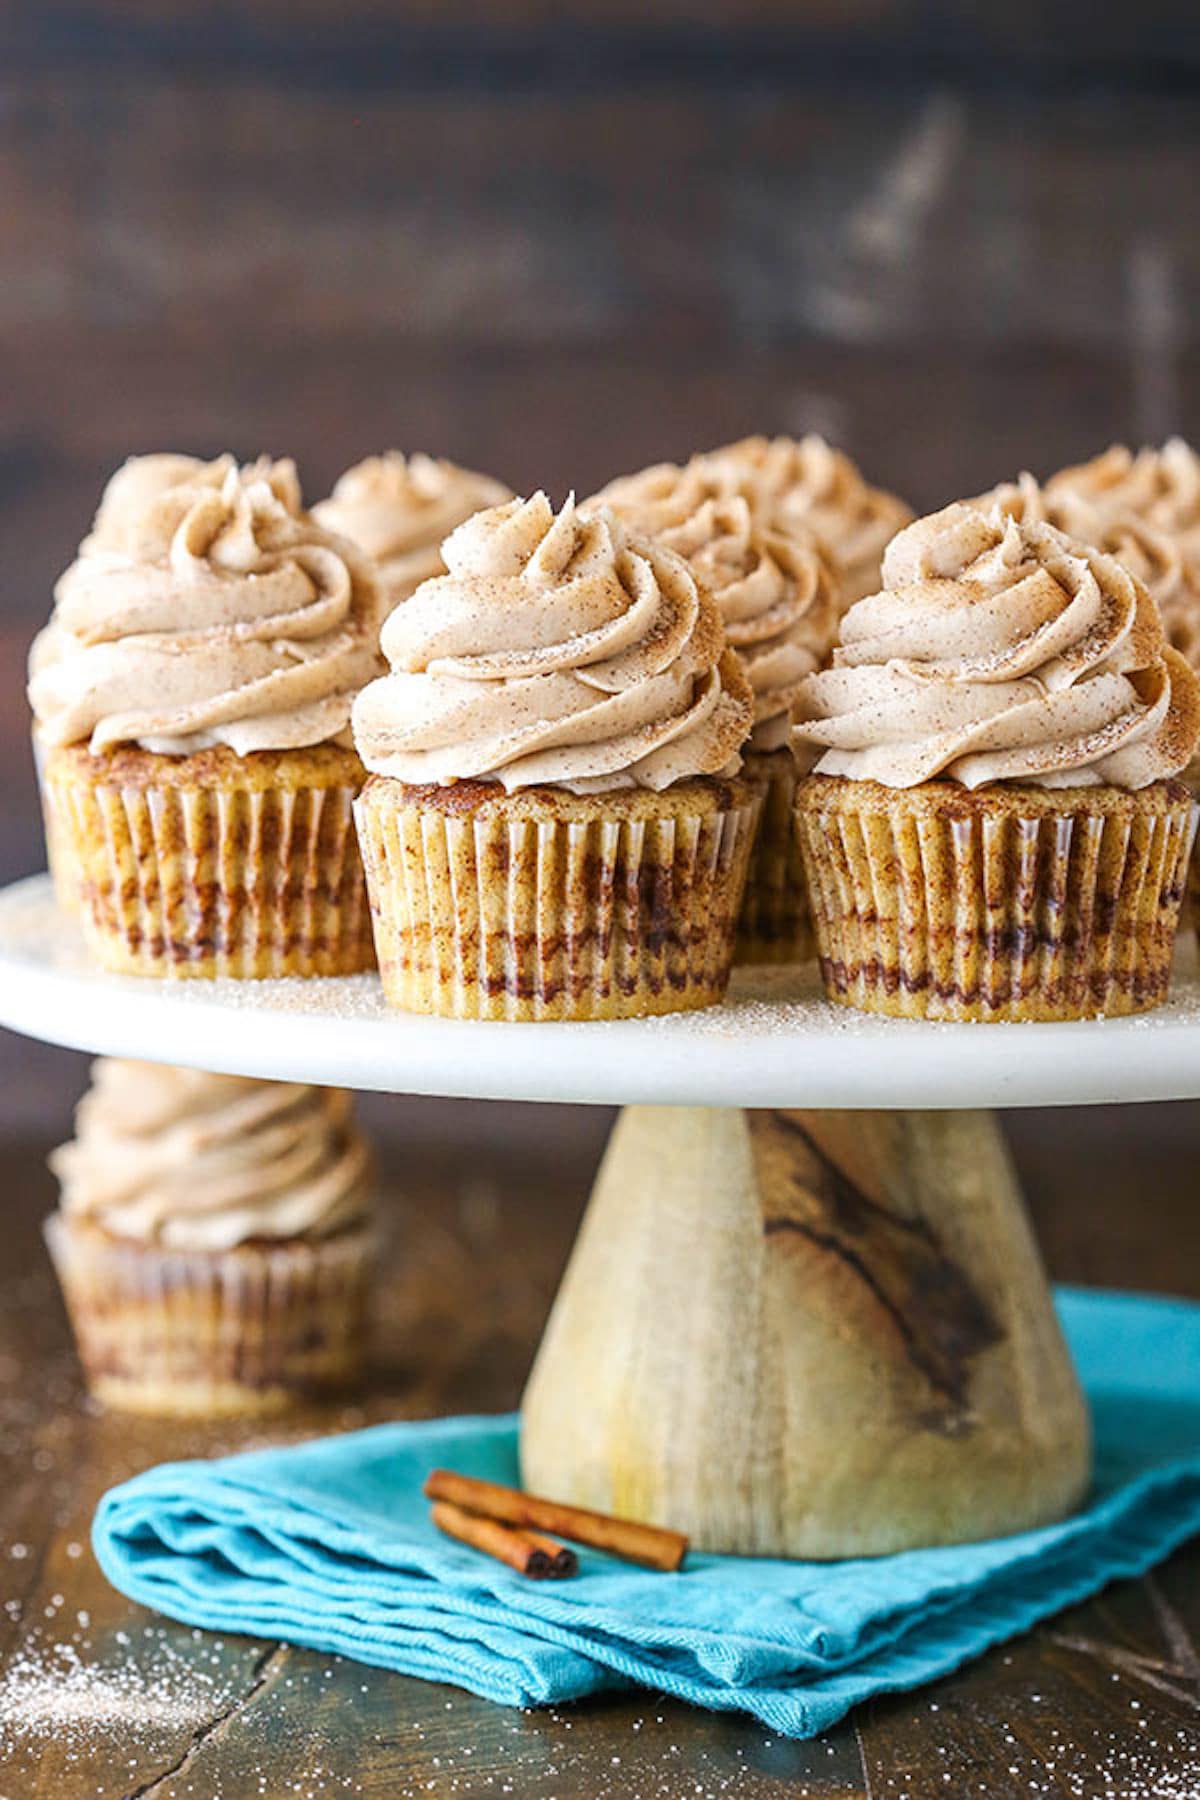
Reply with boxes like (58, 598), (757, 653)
(50, 1060), (371, 1253)
(314, 452), (511, 609)
(792, 501), (1200, 790)
(593, 470), (838, 751)
(698, 434), (914, 610)
(1047, 439), (1200, 543)
(980, 471), (1200, 673)
(83, 453), (303, 555)
(352, 491), (753, 792)
(29, 463), (386, 756)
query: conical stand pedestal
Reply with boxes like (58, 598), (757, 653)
(521, 1107), (1091, 1558)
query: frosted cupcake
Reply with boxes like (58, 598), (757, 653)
(793, 502), (1200, 1021)
(352, 492), (758, 1020)
(31, 453), (302, 917)
(46, 1060), (373, 1416)
(699, 434), (914, 613)
(28, 461), (385, 977)
(593, 470), (838, 962)
(315, 452), (511, 612)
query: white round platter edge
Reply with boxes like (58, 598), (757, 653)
(2, 873), (1200, 1110)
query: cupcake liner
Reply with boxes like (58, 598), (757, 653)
(736, 749), (814, 965)
(794, 775), (1197, 1022)
(32, 728), (83, 916)
(45, 1214), (373, 1417)
(1181, 754), (1200, 934)
(44, 746), (374, 979)
(355, 778), (761, 1021)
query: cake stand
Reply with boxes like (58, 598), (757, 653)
(3, 869), (1195, 1558)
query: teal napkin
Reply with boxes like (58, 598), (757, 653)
(93, 1289), (1200, 1738)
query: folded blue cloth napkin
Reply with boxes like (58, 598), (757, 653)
(93, 1288), (1200, 1739)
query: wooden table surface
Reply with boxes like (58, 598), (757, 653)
(1, 1078), (1200, 1799)
(4, 4), (1200, 1790)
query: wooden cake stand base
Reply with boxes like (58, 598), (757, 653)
(521, 1107), (1091, 1557)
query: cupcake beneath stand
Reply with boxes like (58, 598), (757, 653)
(351, 492), (759, 1020)
(792, 501), (1200, 1022)
(46, 1060), (375, 1417)
(28, 458), (386, 978)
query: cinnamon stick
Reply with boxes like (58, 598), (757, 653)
(424, 1471), (688, 1572)
(431, 1500), (577, 1578)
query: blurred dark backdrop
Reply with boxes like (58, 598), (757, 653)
(2, 1), (1200, 1228)
(4, 0), (1200, 879)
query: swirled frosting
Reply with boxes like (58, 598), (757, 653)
(697, 434), (914, 611)
(314, 453), (512, 609)
(594, 470), (838, 751)
(50, 1060), (371, 1253)
(1047, 440), (1200, 545)
(352, 491), (753, 793)
(83, 454), (303, 556)
(29, 464), (385, 755)
(980, 471), (1200, 674)
(792, 501), (1200, 790)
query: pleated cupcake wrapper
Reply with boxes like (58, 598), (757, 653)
(794, 784), (1197, 1022)
(355, 789), (761, 1021)
(48, 767), (374, 979)
(32, 730), (83, 917)
(45, 1214), (372, 1418)
(736, 755), (814, 965)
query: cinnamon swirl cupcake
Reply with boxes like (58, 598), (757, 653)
(793, 502), (1200, 1021)
(594, 471), (838, 962)
(30, 453), (302, 918)
(352, 492), (758, 1020)
(1038, 443), (1200, 920)
(698, 434), (914, 613)
(315, 452), (511, 613)
(46, 1060), (373, 1416)
(28, 460), (385, 977)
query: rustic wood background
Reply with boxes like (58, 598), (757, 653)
(3, 4), (1200, 1793)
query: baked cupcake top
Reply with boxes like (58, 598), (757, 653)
(697, 434), (914, 611)
(352, 491), (753, 793)
(50, 1060), (371, 1253)
(29, 463), (385, 756)
(594, 473), (838, 752)
(314, 452), (512, 609)
(792, 501), (1200, 790)
(981, 472), (1200, 674)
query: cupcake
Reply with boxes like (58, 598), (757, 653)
(698, 434), (914, 613)
(352, 492), (758, 1020)
(592, 470), (838, 963)
(1039, 445), (1200, 920)
(46, 1060), (374, 1416)
(792, 501), (1200, 1022)
(314, 452), (512, 612)
(31, 454), (306, 917)
(28, 461), (385, 977)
